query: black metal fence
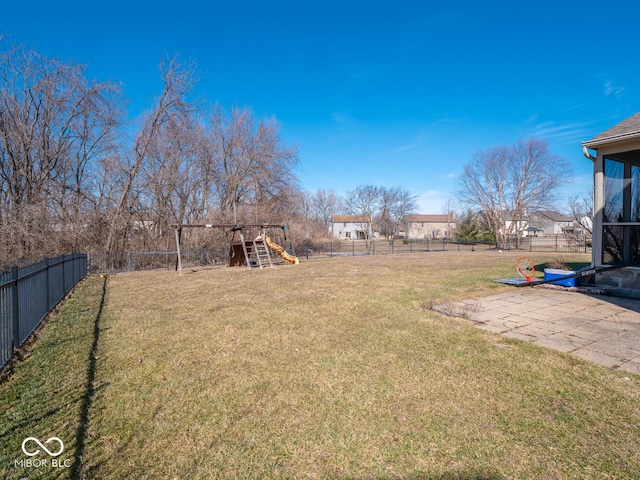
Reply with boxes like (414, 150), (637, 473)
(298, 235), (592, 259)
(85, 235), (591, 273)
(88, 248), (225, 274)
(0, 254), (87, 368)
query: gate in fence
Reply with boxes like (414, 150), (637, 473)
(0, 253), (87, 368)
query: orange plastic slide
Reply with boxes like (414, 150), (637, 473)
(264, 236), (299, 264)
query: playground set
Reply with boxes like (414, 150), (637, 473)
(171, 223), (298, 275)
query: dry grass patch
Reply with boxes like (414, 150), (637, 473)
(3, 251), (640, 479)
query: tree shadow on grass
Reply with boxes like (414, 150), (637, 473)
(412, 472), (503, 480)
(357, 470), (504, 480)
(382, 471), (504, 480)
(71, 275), (107, 480)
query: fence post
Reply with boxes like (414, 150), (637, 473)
(11, 266), (19, 351)
(45, 257), (50, 310)
(352, 238), (355, 256)
(62, 254), (66, 294)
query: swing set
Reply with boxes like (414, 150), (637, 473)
(170, 223), (298, 275)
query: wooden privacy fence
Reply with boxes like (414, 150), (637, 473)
(0, 254), (87, 368)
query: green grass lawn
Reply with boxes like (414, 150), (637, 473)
(2, 251), (639, 479)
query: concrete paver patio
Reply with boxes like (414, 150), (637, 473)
(433, 288), (640, 375)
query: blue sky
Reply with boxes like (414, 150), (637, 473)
(2, 1), (638, 213)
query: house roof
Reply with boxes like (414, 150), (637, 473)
(582, 112), (640, 148)
(502, 212), (529, 221)
(532, 210), (573, 222)
(332, 215), (371, 223)
(404, 214), (455, 223)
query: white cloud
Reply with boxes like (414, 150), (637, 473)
(329, 111), (360, 139)
(525, 113), (539, 125)
(525, 120), (597, 145)
(390, 132), (427, 153)
(604, 81), (624, 98)
(332, 111), (356, 127)
(349, 67), (380, 84)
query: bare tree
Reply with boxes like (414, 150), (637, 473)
(0, 40), (122, 258)
(208, 105), (299, 224)
(345, 185), (380, 246)
(376, 187), (417, 243)
(105, 56), (197, 252)
(568, 191), (593, 237)
(311, 189), (342, 232)
(296, 190), (328, 239)
(441, 196), (457, 238)
(344, 185), (417, 245)
(457, 138), (572, 248)
(138, 105), (208, 249)
(0, 43), (302, 258)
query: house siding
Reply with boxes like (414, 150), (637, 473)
(403, 214), (455, 239)
(330, 215), (372, 240)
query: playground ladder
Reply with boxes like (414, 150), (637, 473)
(252, 239), (273, 268)
(239, 228), (273, 268)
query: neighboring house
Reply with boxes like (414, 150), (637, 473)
(403, 214), (455, 239)
(502, 212), (529, 237)
(330, 215), (372, 240)
(527, 211), (575, 236)
(582, 112), (640, 299)
(477, 210), (529, 238)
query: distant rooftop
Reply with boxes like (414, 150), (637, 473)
(404, 214), (455, 223)
(332, 215), (371, 223)
(582, 112), (640, 148)
(533, 210), (574, 222)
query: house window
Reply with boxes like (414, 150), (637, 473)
(633, 165), (640, 222)
(602, 155), (640, 263)
(345, 232), (351, 239)
(604, 158), (624, 223)
(344, 223), (347, 227)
